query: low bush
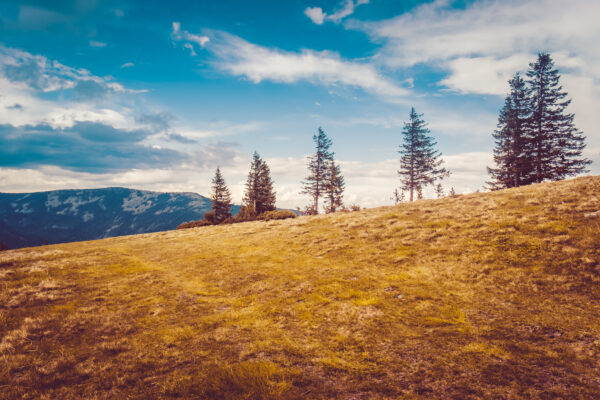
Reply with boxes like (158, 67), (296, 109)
(257, 210), (297, 221)
(176, 219), (214, 230)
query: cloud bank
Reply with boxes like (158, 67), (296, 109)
(187, 30), (410, 100)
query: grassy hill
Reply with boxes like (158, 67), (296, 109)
(1, 176), (600, 399)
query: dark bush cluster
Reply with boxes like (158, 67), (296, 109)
(176, 220), (213, 230)
(176, 209), (297, 230)
(256, 210), (297, 221)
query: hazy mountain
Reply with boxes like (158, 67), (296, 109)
(0, 187), (238, 249)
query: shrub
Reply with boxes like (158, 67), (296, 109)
(257, 210), (297, 221)
(234, 205), (256, 222)
(203, 211), (218, 224)
(349, 204), (361, 212)
(300, 205), (317, 216)
(176, 219), (214, 230)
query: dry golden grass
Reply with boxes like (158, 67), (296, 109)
(1, 176), (600, 399)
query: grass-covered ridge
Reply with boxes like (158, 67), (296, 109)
(2, 176), (600, 399)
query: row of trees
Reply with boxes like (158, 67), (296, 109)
(393, 52), (590, 201)
(197, 52), (589, 224)
(205, 113), (450, 221)
(487, 52), (590, 189)
(205, 127), (348, 223)
(197, 152), (280, 225)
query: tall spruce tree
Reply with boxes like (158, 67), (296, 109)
(210, 167), (232, 223)
(324, 161), (345, 213)
(256, 158), (276, 214)
(487, 73), (531, 189)
(301, 127), (334, 213)
(243, 152), (276, 216)
(398, 108), (449, 201)
(525, 52), (590, 183)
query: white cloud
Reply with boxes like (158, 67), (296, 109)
(0, 149), (496, 210)
(0, 46), (148, 130)
(6, 150), (594, 210)
(165, 120), (264, 141)
(171, 22), (209, 56)
(304, 7), (326, 25)
(183, 43), (196, 56)
(353, 0), (600, 158)
(439, 54), (532, 95)
(89, 40), (107, 48)
(120, 62), (134, 69)
(209, 32), (409, 100)
(305, 0), (369, 25)
(359, 0), (600, 88)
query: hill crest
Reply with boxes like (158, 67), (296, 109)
(1, 176), (599, 399)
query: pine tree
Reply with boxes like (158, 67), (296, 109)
(398, 108), (449, 201)
(324, 161), (345, 213)
(301, 127), (334, 213)
(392, 188), (405, 205)
(243, 152), (276, 217)
(525, 52), (590, 183)
(449, 187), (456, 197)
(416, 186), (423, 200)
(210, 167), (232, 223)
(242, 152), (261, 217)
(256, 159), (276, 214)
(435, 183), (444, 198)
(487, 73), (532, 189)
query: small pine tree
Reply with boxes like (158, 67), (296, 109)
(392, 188), (405, 205)
(416, 186), (423, 200)
(525, 52), (590, 183)
(301, 127), (334, 213)
(324, 161), (345, 213)
(398, 108), (449, 202)
(435, 183), (444, 198)
(449, 187), (456, 197)
(487, 73), (532, 189)
(210, 167), (232, 223)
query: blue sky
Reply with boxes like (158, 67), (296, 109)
(0, 0), (598, 208)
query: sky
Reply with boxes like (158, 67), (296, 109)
(0, 0), (599, 209)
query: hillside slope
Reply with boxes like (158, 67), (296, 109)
(0, 187), (239, 249)
(1, 176), (600, 399)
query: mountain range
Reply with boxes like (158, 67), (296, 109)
(0, 187), (238, 249)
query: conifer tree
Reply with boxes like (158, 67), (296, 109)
(435, 183), (444, 198)
(392, 188), (405, 205)
(525, 52), (590, 183)
(398, 108), (449, 201)
(301, 127), (334, 213)
(243, 152), (276, 217)
(256, 159), (276, 214)
(324, 161), (345, 213)
(487, 73), (531, 189)
(210, 167), (232, 223)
